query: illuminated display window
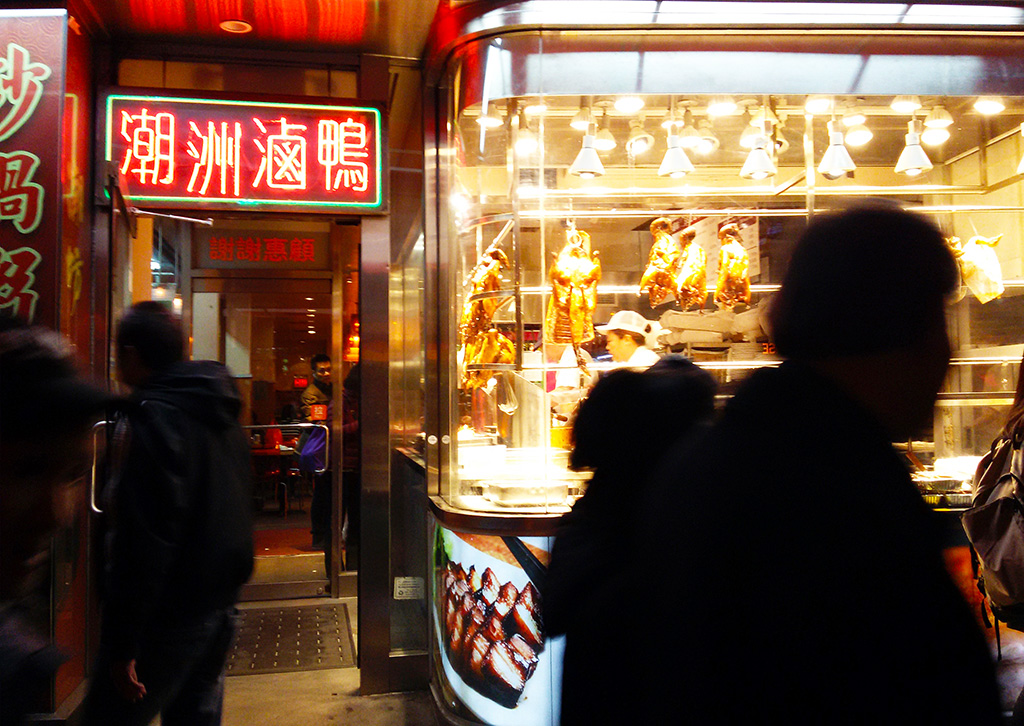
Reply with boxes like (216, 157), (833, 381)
(104, 93), (383, 212)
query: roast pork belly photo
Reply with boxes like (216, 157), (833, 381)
(440, 560), (545, 708)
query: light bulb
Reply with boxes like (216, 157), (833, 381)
(891, 95), (922, 114)
(844, 124), (873, 147)
(974, 97), (1005, 115)
(614, 96), (645, 114)
(707, 96), (737, 117)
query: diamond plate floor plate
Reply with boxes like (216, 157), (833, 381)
(226, 603), (356, 676)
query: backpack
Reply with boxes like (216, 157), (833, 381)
(961, 430), (1024, 653)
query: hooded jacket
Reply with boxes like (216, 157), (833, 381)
(102, 361), (254, 660)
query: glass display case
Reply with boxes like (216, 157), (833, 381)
(434, 27), (1024, 515)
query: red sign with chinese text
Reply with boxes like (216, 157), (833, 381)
(293, 375), (309, 389)
(104, 93), (383, 212)
(0, 12), (67, 326)
(193, 226), (329, 270)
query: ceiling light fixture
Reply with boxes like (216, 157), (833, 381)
(476, 103), (504, 129)
(894, 118), (933, 176)
(613, 95), (645, 114)
(677, 110), (701, 150)
(740, 122), (775, 180)
(219, 19), (253, 33)
(625, 118), (655, 155)
(514, 112), (538, 156)
(570, 102), (593, 132)
(890, 95), (922, 114)
(695, 119), (719, 155)
(844, 123), (873, 147)
(569, 125), (605, 179)
(707, 95), (738, 117)
(840, 108), (867, 127)
(924, 105), (953, 128)
(817, 120), (856, 180)
(804, 95), (833, 115)
(658, 134), (694, 178)
(594, 108), (616, 151)
(974, 96), (1005, 115)
(523, 100), (547, 115)
(921, 126), (950, 146)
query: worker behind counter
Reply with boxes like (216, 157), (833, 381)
(596, 310), (661, 370)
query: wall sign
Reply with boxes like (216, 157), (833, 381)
(193, 226), (329, 270)
(104, 93), (383, 212)
(0, 10), (67, 325)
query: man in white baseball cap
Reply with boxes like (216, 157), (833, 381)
(596, 310), (661, 369)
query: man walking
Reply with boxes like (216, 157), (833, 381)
(83, 301), (253, 726)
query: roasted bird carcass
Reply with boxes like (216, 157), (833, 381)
(947, 234), (1004, 304)
(544, 228), (601, 346)
(639, 217), (681, 307)
(714, 223), (751, 310)
(677, 227), (708, 311)
(441, 560), (544, 708)
(460, 243), (511, 345)
(462, 326), (515, 389)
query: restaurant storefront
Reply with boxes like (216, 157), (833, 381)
(403, 2), (1024, 723)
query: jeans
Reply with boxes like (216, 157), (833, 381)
(82, 607), (237, 726)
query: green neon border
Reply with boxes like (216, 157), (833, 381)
(104, 93), (383, 210)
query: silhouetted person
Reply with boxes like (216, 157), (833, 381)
(83, 302), (253, 726)
(546, 356), (716, 725)
(0, 316), (111, 725)
(632, 204), (1001, 724)
(300, 354), (332, 554)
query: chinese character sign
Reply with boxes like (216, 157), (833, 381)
(106, 95), (383, 212)
(0, 11), (67, 327)
(194, 227), (329, 270)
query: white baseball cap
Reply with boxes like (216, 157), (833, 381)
(597, 310), (656, 338)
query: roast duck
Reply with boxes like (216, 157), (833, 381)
(442, 560), (544, 708)
(946, 233), (1004, 303)
(714, 223), (751, 310)
(544, 227), (601, 373)
(460, 242), (515, 388)
(676, 227), (708, 310)
(639, 217), (682, 307)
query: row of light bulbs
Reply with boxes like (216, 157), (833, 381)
(477, 93), (1014, 182)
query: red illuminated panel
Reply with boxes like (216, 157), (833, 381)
(104, 94), (383, 212)
(254, 0), (309, 42)
(126, 0), (190, 33)
(317, 0), (367, 44)
(293, 375), (309, 389)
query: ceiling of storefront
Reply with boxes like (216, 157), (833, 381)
(76, 0), (440, 58)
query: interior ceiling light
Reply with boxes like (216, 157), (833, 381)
(894, 119), (933, 177)
(613, 95), (645, 114)
(740, 144), (776, 180)
(844, 124), (873, 147)
(477, 103), (504, 129)
(707, 96), (738, 117)
(594, 109), (616, 151)
(840, 108), (867, 127)
(625, 119), (655, 155)
(749, 106), (778, 128)
(817, 120), (856, 180)
(523, 100), (547, 115)
(659, 134), (694, 178)
(974, 96), (1005, 115)
(677, 111), (701, 150)
(569, 126), (605, 179)
(921, 126), (950, 146)
(890, 95), (922, 114)
(514, 112), (538, 156)
(804, 96), (833, 115)
(695, 119), (719, 155)
(219, 19), (253, 33)
(924, 106), (953, 128)
(739, 123), (761, 150)
(570, 104), (593, 132)
(661, 97), (681, 130)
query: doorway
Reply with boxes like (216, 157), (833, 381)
(191, 278), (338, 599)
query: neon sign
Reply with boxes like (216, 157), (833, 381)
(105, 94), (383, 212)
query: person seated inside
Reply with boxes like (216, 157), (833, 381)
(596, 310), (661, 369)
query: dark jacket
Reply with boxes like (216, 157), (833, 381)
(631, 361), (1001, 725)
(102, 361), (254, 661)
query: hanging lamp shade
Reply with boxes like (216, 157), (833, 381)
(569, 133), (604, 178)
(894, 120), (932, 176)
(817, 120), (856, 180)
(658, 134), (694, 178)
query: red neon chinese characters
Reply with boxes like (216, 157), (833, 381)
(318, 118), (369, 193)
(263, 237), (288, 262)
(209, 237), (234, 261)
(253, 117), (308, 190)
(289, 238), (315, 262)
(0, 44), (51, 142)
(0, 151), (43, 233)
(119, 108), (175, 186)
(0, 246), (42, 319)
(186, 120), (241, 196)
(235, 237), (261, 261)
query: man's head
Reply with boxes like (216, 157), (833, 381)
(311, 354), (331, 385)
(115, 301), (184, 387)
(769, 203), (957, 438)
(0, 316), (111, 599)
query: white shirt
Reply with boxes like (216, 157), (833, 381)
(622, 346), (661, 370)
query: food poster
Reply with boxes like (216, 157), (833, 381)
(433, 524), (564, 726)
(684, 215), (761, 282)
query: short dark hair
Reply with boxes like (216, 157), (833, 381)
(312, 354), (331, 371)
(0, 314), (111, 438)
(116, 301), (184, 372)
(769, 203), (957, 360)
(611, 330), (647, 347)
